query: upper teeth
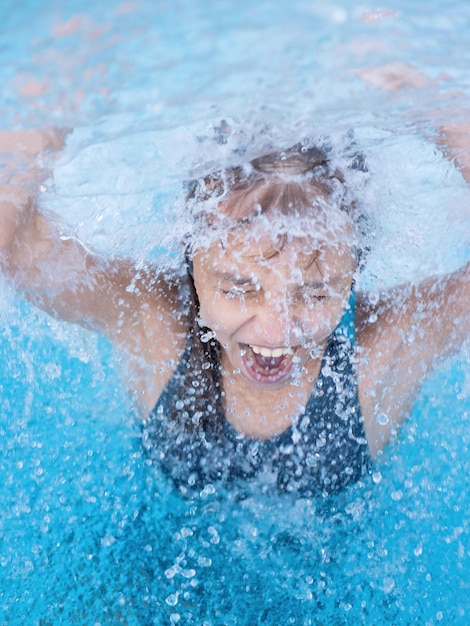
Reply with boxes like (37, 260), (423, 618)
(250, 345), (291, 358)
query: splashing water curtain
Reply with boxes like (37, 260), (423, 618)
(0, 0), (469, 624)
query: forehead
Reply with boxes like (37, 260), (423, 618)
(196, 224), (355, 280)
(191, 182), (357, 253)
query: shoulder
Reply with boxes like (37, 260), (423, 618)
(353, 267), (470, 456)
(126, 264), (193, 358)
(111, 264), (194, 415)
(353, 286), (428, 457)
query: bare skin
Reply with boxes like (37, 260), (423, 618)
(1, 121), (470, 462)
(355, 62), (470, 181)
(193, 224), (356, 440)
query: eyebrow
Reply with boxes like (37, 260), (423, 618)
(214, 272), (345, 290)
(214, 271), (257, 286)
(296, 276), (344, 291)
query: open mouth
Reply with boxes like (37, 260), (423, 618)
(239, 343), (298, 384)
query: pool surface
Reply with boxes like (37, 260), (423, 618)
(1, 0), (470, 623)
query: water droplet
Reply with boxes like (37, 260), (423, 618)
(165, 565), (178, 579)
(166, 592), (180, 607)
(372, 471), (382, 484)
(200, 331), (216, 343)
(377, 413), (389, 426)
(101, 533), (116, 548)
(383, 576), (395, 593)
(208, 526), (220, 544)
(200, 483), (216, 497)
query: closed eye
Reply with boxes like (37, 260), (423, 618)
(221, 286), (258, 300)
(295, 288), (330, 304)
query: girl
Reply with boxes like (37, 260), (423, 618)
(1, 121), (469, 497)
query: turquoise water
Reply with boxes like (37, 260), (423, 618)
(1, 0), (470, 623)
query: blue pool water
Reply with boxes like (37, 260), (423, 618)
(1, 0), (470, 623)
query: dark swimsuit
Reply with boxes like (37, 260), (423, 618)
(142, 282), (370, 497)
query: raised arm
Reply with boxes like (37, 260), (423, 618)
(436, 122), (470, 183)
(354, 62), (470, 182)
(351, 63), (470, 453)
(0, 129), (188, 410)
(0, 129), (64, 251)
(1, 130), (143, 332)
(357, 261), (470, 456)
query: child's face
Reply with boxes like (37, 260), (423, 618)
(193, 216), (356, 391)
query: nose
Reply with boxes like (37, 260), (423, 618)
(246, 301), (301, 347)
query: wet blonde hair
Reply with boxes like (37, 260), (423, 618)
(184, 140), (369, 263)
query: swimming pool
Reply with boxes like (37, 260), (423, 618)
(1, 0), (469, 623)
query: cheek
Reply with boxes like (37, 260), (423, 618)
(198, 295), (245, 334)
(301, 300), (347, 335)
